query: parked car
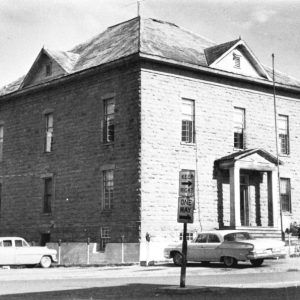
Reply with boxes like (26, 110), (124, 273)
(0, 237), (57, 268)
(164, 230), (286, 267)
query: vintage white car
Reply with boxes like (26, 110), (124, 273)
(0, 237), (57, 268)
(164, 230), (286, 267)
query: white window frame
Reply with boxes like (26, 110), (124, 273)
(280, 178), (291, 212)
(234, 107), (245, 149)
(102, 170), (114, 210)
(45, 113), (53, 152)
(100, 227), (111, 251)
(278, 114), (289, 155)
(103, 98), (115, 143)
(181, 99), (195, 143)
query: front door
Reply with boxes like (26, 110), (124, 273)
(240, 175), (249, 226)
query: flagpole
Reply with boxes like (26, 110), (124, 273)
(272, 53), (284, 241)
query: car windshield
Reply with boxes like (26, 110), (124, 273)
(224, 232), (254, 241)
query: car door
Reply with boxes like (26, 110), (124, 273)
(0, 239), (15, 265)
(15, 239), (37, 264)
(187, 234), (208, 262)
(201, 234), (222, 261)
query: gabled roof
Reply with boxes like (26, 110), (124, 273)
(206, 39), (271, 80)
(205, 39), (240, 65)
(216, 148), (283, 166)
(1, 17), (300, 96)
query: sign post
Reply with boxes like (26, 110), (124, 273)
(178, 170), (195, 288)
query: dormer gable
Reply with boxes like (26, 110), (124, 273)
(205, 39), (271, 80)
(20, 48), (70, 89)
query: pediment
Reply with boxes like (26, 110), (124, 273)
(217, 148), (282, 170)
(20, 49), (67, 89)
(206, 40), (271, 80)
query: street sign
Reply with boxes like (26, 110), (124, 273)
(178, 170), (195, 223)
(179, 170), (195, 197)
(177, 196), (195, 223)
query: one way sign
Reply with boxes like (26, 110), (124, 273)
(179, 170), (195, 197)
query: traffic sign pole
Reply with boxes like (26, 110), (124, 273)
(180, 223), (187, 288)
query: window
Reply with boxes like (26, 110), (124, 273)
(45, 62), (52, 76)
(233, 53), (241, 68)
(45, 113), (53, 152)
(278, 115), (289, 155)
(207, 234), (220, 243)
(43, 177), (52, 214)
(0, 125), (3, 161)
(103, 170), (114, 210)
(179, 232), (194, 241)
(280, 178), (291, 212)
(3, 240), (12, 247)
(100, 227), (110, 251)
(195, 234), (208, 243)
(15, 240), (23, 247)
(234, 107), (245, 149)
(181, 99), (195, 143)
(103, 98), (115, 143)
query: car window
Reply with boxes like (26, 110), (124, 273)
(207, 234), (220, 243)
(3, 240), (12, 247)
(224, 232), (253, 242)
(195, 234), (208, 243)
(15, 240), (23, 247)
(22, 240), (29, 247)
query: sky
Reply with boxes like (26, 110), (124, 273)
(1, 0), (300, 88)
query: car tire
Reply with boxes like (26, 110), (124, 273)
(223, 256), (237, 268)
(250, 259), (264, 267)
(173, 252), (183, 266)
(40, 256), (52, 268)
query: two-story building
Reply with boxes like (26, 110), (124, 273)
(0, 17), (300, 262)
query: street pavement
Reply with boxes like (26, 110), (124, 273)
(0, 256), (300, 299)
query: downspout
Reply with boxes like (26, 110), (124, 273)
(272, 53), (284, 241)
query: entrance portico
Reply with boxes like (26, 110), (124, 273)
(217, 149), (282, 230)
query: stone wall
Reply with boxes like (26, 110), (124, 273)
(0, 61), (141, 246)
(140, 62), (300, 250)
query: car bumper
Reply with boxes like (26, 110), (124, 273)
(247, 251), (286, 260)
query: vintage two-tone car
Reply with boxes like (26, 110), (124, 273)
(0, 237), (57, 268)
(164, 230), (286, 267)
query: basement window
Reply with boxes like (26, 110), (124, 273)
(179, 232), (194, 241)
(99, 227), (111, 251)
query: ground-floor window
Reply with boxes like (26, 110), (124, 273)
(179, 232), (194, 241)
(280, 178), (291, 212)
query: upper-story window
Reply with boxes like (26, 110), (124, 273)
(181, 99), (195, 143)
(278, 115), (289, 155)
(0, 125), (3, 161)
(234, 107), (245, 149)
(43, 177), (52, 214)
(233, 53), (241, 68)
(102, 170), (114, 210)
(45, 62), (52, 77)
(45, 113), (53, 152)
(103, 98), (115, 143)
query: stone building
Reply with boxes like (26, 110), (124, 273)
(0, 17), (300, 262)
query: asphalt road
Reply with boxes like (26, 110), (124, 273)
(0, 260), (300, 299)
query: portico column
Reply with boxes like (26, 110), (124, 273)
(229, 163), (241, 227)
(271, 169), (280, 229)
